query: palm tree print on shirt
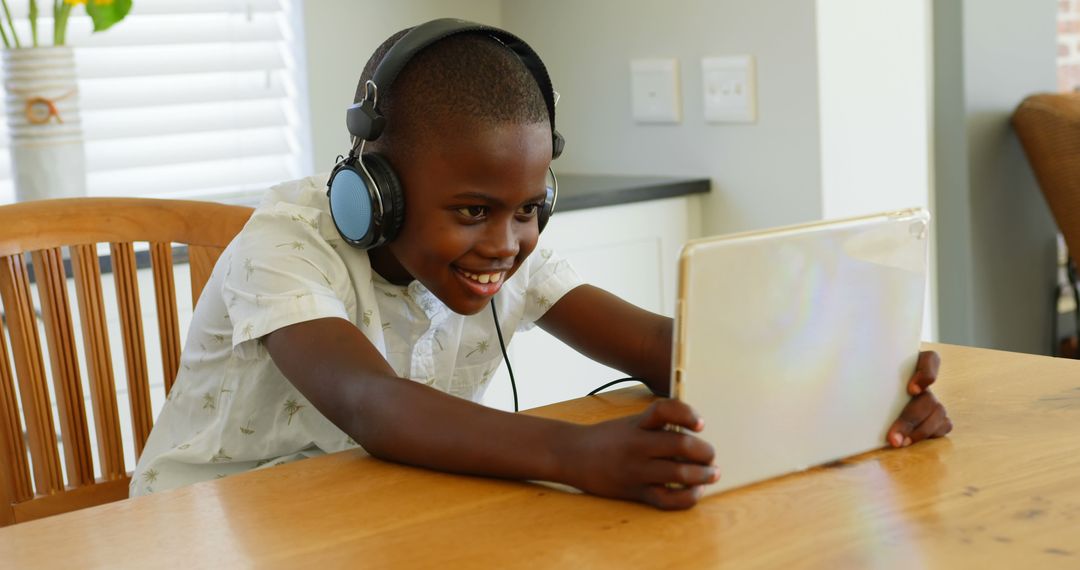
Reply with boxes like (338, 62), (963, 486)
(291, 214), (318, 230)
(276, 241), (305, 251)
(211, 448), (232, 463)
(284, 398), (305, 425)
(530, 292), (552, 310)
(243, 258), (255, 280)
(466, 339), (490, 358)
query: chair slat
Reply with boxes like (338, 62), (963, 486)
(0, 285), (33, 518)
(70, 244), (126, 480)
(31, 249), (94, 488)
(12, 475), (130, 524)
(109, 243), (153, 459)
(0, 254), (63, 495)
(150, 243), (181, 394)
(188, 245), (225, 307)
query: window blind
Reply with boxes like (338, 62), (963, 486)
(0, 0), (310, 205)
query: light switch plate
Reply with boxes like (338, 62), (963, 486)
(630, 58), (681, 123)
(703, 55), (756, 123)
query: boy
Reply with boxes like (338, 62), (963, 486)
(131, 20), (951, 510)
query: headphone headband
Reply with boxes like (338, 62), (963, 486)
(330, 19), (562, 251)
(347, 18), (563, 158)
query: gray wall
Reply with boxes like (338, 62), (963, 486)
(933, 0), (1058, 353)
(301, 0), (501, 174)
(501, 0), (824, 235)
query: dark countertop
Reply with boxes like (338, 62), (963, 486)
(554, 174), (711, 212)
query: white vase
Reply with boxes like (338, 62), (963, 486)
(3, 46), (87, 202)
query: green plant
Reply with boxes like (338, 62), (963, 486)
(0, 0), (132, 48)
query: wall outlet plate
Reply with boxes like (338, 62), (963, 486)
(630, 58), (681, 123)
(703, 55), (756, 123)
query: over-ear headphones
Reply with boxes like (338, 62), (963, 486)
(326, 18), (565, 250)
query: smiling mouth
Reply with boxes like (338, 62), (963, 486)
(453, 267), (507, 297)
(460, 270), (504, 284)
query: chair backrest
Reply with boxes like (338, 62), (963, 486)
(1013, 93), (1080, 257)
(0, 197), (253, 525)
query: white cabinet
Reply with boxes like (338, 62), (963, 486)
(482, 195), (703, 411)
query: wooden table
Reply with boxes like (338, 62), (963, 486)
(2, 343), (1079, 568)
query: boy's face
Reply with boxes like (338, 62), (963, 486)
(369, 121), (552, 315)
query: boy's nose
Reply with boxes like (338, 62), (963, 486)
(477, 219), (521, 260)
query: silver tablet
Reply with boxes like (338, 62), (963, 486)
(673, 209), (930, 495)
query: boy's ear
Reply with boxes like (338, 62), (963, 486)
(347, 99), (386, 141)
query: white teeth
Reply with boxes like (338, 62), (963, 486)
(462, 270), (504, 284)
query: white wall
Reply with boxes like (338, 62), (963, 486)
(817, 0), (931, 219)
(501, 0), (824, 235)
(816, 0), (936, 339)
(300, 0), (502, 175)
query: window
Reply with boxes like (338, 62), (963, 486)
(0, 0), (311, 205)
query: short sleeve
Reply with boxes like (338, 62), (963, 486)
(518, 246), (584, 330)
(222, 201), (352, 358)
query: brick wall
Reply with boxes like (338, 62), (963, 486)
(1060, 0), (1080, 91)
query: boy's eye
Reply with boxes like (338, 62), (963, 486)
(517, 203), (540, 216)
(457, 206), (488, 219)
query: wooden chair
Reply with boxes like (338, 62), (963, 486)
(1013, 93), (1080, 355)
(0, 198), (253, 525)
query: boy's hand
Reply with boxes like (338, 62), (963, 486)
(886, 350), (953, 448)
(561, 399), (717, 510)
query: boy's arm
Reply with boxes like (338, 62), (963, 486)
(536, 285), (674, 395)
(264, 316), (717, 510)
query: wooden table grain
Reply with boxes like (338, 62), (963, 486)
(2, 343), (1079, 568)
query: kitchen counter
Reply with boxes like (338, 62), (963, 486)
(553, 173), (710, 212)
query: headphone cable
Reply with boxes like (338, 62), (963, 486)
(586, 377), (647, 397)
(489, 298), (651, 409)
(490, 298), (519, 412)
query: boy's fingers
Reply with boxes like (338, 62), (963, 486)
(909, 405), (953, 443)
(640, 459), (720, 486)
(645, 430), (715, 465)
(887, 391), (943, 447)
(639, 483), (705, 511)
(637, 399), (704, 432)
(908, 351), (941, 395)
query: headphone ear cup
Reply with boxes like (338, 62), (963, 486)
(327, 161), (379, 248)
(537, 185), (555, 233)
(362, 152), (406, 243)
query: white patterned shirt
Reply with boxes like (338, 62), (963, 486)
(130, 174), (582, 496)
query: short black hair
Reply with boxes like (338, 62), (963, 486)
(355, 27), (549, 155)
